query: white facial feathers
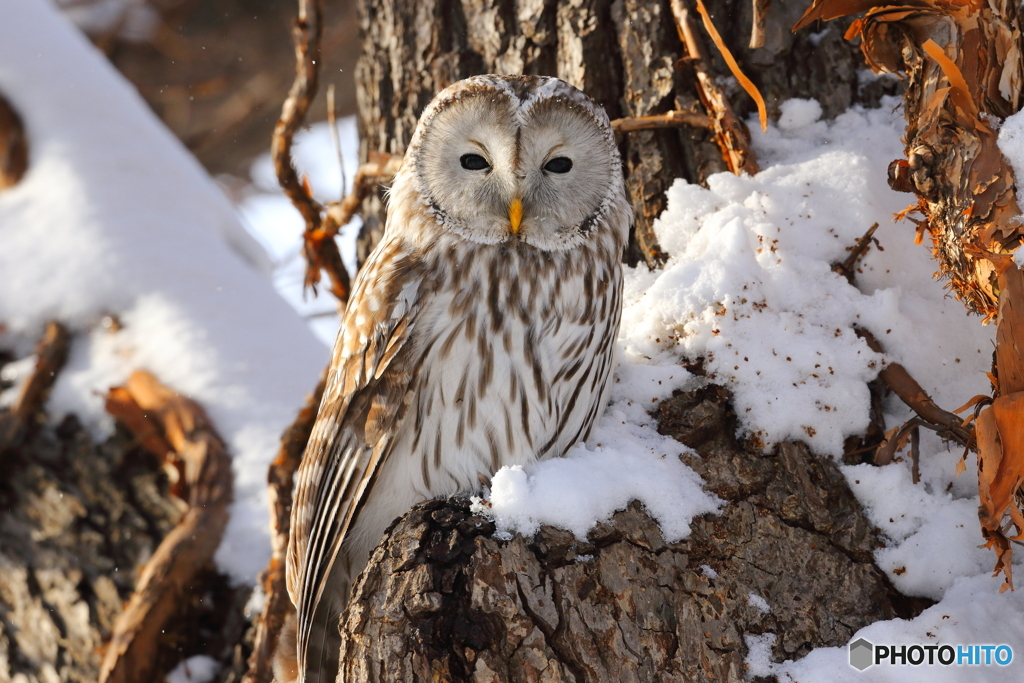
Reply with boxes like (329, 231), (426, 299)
(402, 75), (628, 251)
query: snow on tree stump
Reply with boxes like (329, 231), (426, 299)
(335, 386), (915, 681)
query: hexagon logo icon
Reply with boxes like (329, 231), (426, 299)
(849, 638), (874, 671)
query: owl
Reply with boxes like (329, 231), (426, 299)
(279, 74), (632, 683)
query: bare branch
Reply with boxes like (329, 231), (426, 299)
(272, 0), (351, 306)
(0, 90), (28, 190)
(611, 110), (713, 133)
(750, 0), (772, 49)
(831, 223), (880, 284)
(319, 153), (403, 241)
(670, 0), (761, 175)
(326, 84), (347, 201)
(0, 321), (70, 452)
(857, 328), (973, 451)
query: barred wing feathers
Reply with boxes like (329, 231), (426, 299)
(286, 239), (424, 683)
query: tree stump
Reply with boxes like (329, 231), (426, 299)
(334, 387), (921, 680)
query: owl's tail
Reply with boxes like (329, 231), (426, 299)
(273, 614), (299, 683)
(300, 586), (347, 683)
(274, 600), (345, 683)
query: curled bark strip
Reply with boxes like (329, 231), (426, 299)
(670, 0), (761, 176)
(975, 393), (1024, 592)
(0, 321), (70, 451)
(611, 110), (713, 132)
(0, 91), (28, 190)
(318, 153), (403, 243)
(99, 370), (233, 683)
(693, 0), (768, 131)
(992, 254), (1024, 396)
(243, 371), (327, 683)
(273, 0), (351, 306)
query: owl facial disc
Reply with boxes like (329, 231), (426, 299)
(410, 75), (622, 251)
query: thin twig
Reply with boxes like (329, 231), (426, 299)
(326, 84), (347, 201)
(319, 153), (403, 240)
(910, 424), (921, 484)
(243, 370), (327, 683)
(750, 0), (772, 49)
(832, 223), (880, 284)
(272, 0), (350, 305)
(611, 110), (713, 133)
(670, 0), (761, 175)
(100, 371), (233, 683)
(0, 321), (70, 452)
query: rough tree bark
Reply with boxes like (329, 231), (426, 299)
(335, 387), (920, 680)
(0, 333), (251, 683)
(353, 0), (900, 268)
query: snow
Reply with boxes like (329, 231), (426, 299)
(624, 99), (992, 456)
(5, 1), (1023, 677)
(470, 398), (722, 542)
(777, 98), (823, 131)
(745, 633), (778, 678)
(772, 574), (1024, 682)
(846, 460), (996, 601)
(165, 655), (219, 683)
(747, 592), (771, 615)
(0, 0), (327, 583)
(479, 97), (1014, 681)
(235, 117), (361, 346)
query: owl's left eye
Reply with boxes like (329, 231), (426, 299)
(544, 157), (573, 174)
(460, 154), (490, 171)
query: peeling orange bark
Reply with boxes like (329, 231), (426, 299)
(795, 0), (1024, 588)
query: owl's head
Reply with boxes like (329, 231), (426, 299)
(401, 75), (629, 252)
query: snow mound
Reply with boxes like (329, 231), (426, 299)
(623, 100), (992, 455)
(166, 656), (220, 683)
(471, 398), (722, 542)
(0, 0), (327, 582)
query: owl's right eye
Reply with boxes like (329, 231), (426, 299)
(460, 154), (490, 171)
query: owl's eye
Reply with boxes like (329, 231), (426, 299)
(544, 157), (573, 174)
(460, 154), (490, 171)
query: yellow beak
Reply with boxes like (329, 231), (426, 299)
(508, 197), (523, 235)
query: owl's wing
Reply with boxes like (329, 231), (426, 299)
(287, 240), (424, 682)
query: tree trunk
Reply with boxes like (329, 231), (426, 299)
(353, 0), (900, 268)
(335, 386), (919, 681)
